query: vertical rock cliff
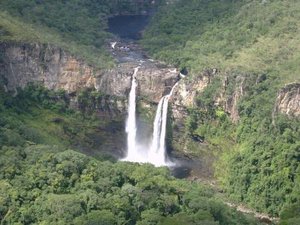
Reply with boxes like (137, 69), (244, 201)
(0, 42), (178, 110)
(273, 83), (300, 118)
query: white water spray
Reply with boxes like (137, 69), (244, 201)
(122, 66), (179, 166)
(148, 82), (179, 166)
(123, 67), (139, 161)
(110, 42), (117, 49)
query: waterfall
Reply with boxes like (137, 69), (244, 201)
(124, 67), (139, 161)
(149, 82), (178, 166)
(148, 97), (165, 165)
(122, 66), (178, 166)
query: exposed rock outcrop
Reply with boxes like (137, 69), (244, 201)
(171, 69), (215, 121)
(273, 83), (300, 118)
(0, 41), (179, 157)
(137, 66), (178, 102)
(215, 75), (246, 123)
(169, 70), (215, 155)
(171, 71), (249, 123)
(1, 43), (97, 93)
(0, 42), (178, 104)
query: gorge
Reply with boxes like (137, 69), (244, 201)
(0, 0), (300, 224)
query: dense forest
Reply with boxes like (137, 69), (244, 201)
(0, 146), (260, 225)
(0, 0), (300, 224)
(0, 86), (260, 225)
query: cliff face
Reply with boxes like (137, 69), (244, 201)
(171, 69), (245, 123)
(215, 74), (246, 123)
(0, 41), (179, 157)
(1, 41), (299, 163)
(0, 42), (178, 104)
(1, 43), (96, 93)
(171, 71), (299, 135)
(171, 69), (214, 121)
(96, 62), (178, 102)
(273, 83), (300, 118)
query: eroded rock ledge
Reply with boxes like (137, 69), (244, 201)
(0, 42), (178, 104)
(1, 42), (96, 93)
(172, 71), (300, 125)
(2, 42), (298, 123)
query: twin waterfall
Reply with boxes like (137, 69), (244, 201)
(148, 83), (178, 166)
(123, 67), (178, 167)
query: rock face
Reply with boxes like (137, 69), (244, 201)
(215, 75), (246, 123)
(1, 43), (97, 93)
(273, 83), (300, 118)
(0, 41), (179, 157)
(137, 65), (179, 102)
(171, 71), (248, 123)
(170, 70), (215, 155)
(171, 71), (213, 122)
(0, 42), (178, 104)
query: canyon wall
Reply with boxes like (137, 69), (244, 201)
(0, 41), (178, 157)
(169, 70), (300, 158)
(273, 83), (300, 118)
(0, 42), (178, 104)
(172, 72), (300, 124)
(1, 42), (298, 123)
(1, 42), (299, 159)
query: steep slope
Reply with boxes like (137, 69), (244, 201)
(142, 0), (300, 83)
(142, 0), (300, 217)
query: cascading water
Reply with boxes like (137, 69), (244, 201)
(148, 98), (164, 164)
(123, 67), (139, 161)
(148, 83), (179, 166)
(122, 66), (179, 166)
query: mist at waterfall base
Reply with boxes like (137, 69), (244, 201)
(122, 67), (178, 167)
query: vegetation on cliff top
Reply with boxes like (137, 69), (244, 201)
(142, 0), (300, 219)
